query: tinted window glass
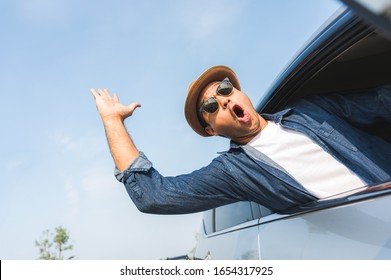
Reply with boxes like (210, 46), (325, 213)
(215, 201), (253, 232)
(202, 209), (214, 235)
(259, 204), (273, 217)
(251, 202), (262, 218)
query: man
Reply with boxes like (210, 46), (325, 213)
(91, 65), (391, 214)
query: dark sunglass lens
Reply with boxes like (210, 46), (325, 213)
(217, 80), (233, 96)
(203, 98), (219, 113)
(217, 87), (232, 95)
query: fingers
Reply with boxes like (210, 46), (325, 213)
(90, 88), (142, 114)
(90, 88), (99, 99)
(101, 88), (111, 98)
(128, 102), (142, 111)
(124, 102), (142, 118)
(90, 88), (112, 99)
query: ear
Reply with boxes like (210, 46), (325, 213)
(205, 126), (219, 136)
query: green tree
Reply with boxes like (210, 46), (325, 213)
(35, 229), (53, 260)
(35, 226), (75, 260)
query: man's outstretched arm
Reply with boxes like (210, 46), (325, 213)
(91, 88), (141, 171)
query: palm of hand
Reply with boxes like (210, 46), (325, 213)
(91, 88), (141, 121)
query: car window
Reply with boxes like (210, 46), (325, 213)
(259, 204), (274, 217)
(214, 201), (254, 232)
(202, 202), (274, 235)
(202, 209), (214, 235)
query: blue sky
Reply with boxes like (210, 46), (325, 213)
(0, 0), (342, 259)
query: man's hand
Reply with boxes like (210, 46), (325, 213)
(90, 88), (141, 171)
(90, 88), (141, 122)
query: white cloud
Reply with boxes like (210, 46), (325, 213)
(47, 130), (107, 158)
(48, 130), (80, 152)
(65, 182), (79, 206)
(65, 181), (80, 217)
(15, 0), (73, 24)
(6, 158), (26, 172)
(178, 0), (246, 40)
(82, 165), (119, 198)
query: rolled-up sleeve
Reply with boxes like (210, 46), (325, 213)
(114, 152), (239, 215)
(114, 152), (153, 183)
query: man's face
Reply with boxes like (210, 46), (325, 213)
(198, 80), (265, 144)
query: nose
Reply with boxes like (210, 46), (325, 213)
(216, 95), (230, 109)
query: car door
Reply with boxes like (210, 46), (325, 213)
(194, 201), (261, 260)
(258, 183), (391, 259)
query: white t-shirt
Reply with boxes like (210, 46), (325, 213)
(247, 121), (365, 198)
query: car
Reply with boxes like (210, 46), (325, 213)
(193, 1), (391, 260)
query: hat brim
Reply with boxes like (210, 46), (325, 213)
(185, 66), (241, 137)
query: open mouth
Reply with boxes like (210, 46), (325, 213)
(232, 104), (250, 122)
(233, 105), (244, 118)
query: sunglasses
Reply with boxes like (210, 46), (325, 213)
(199, 77), (233, 115)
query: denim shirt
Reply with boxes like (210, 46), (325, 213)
(115, 86), (391, 214)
